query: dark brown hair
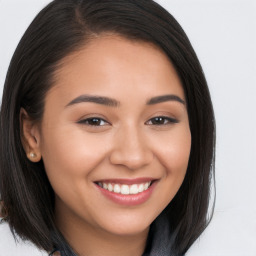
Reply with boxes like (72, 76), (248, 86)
(0, 0), (215, 255)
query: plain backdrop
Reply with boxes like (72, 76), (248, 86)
(0, 0), (256, 255)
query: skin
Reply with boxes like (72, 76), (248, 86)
(22, 35), (191, 256)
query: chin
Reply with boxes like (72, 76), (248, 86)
(96, 211), (155, 236)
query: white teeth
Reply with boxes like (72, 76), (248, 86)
(120, 185), (129, 195)
(99, 181), (152, 195)
(130, 184), (139, 194)
(138, 184), (144, 192)
(144, 182), (150, 190)
(108, 183), (113, 192)
(114, 184), (121, 193)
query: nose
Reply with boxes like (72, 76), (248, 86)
(109, 126), (154, 170)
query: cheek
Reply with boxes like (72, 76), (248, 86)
(156, 126), (191, 169)
(170, 133), (191, 171)
(141, 125), (191, 218)
(155, 125), (191, 180)
(40, 127), (109, 190)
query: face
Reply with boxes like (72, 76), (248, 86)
(25, 35), (191, 237)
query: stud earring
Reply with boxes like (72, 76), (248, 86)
(27, 152), (41, 162)
(29, 152), (37, 158)
(0, 201), (8, 221)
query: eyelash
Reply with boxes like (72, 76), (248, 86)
(77, 117), (109, 126)
(77, 116), (178, 127)
(146, 116), (179, 125)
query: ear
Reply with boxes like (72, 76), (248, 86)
(20, 108), (42, 162)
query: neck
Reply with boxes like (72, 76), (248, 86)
(55, 208), (149, 256)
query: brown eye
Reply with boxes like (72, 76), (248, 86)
(78, 117), (108, 126)
(147, 116), (178, 125)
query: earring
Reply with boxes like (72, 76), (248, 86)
(0, 201), (8, 221)
(27, 152), (41, 162)
(29, 152), (37, 159)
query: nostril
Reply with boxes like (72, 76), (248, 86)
(109, 148), (154, 170)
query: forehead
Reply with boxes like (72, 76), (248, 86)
(47, 35), (185, 105)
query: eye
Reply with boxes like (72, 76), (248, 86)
(146, 116), (178, 125)
(77, 117), (109, 126)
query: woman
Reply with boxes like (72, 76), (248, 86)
(0, 0), (215, 255)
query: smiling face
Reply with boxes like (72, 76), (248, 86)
(23, 35), (191, 240)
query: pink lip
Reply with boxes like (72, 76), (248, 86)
(95, 177), (155, 185)
(95, 179), (157, 206)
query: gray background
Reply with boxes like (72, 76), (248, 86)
(0, 0), (255, 255)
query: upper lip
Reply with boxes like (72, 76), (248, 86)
(95, 177), (157, 185)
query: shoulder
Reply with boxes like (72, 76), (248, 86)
(0, 221), (47, 256)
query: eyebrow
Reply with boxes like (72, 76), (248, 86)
(146, 94), (185, 105)
(65, 94), (185, 108)
(65, 95), (120, 107)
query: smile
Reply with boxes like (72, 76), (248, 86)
(94, 178), (157, 206)
(97, 181), (152, 195)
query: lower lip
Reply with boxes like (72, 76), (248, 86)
(95, 182), (157, 206)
